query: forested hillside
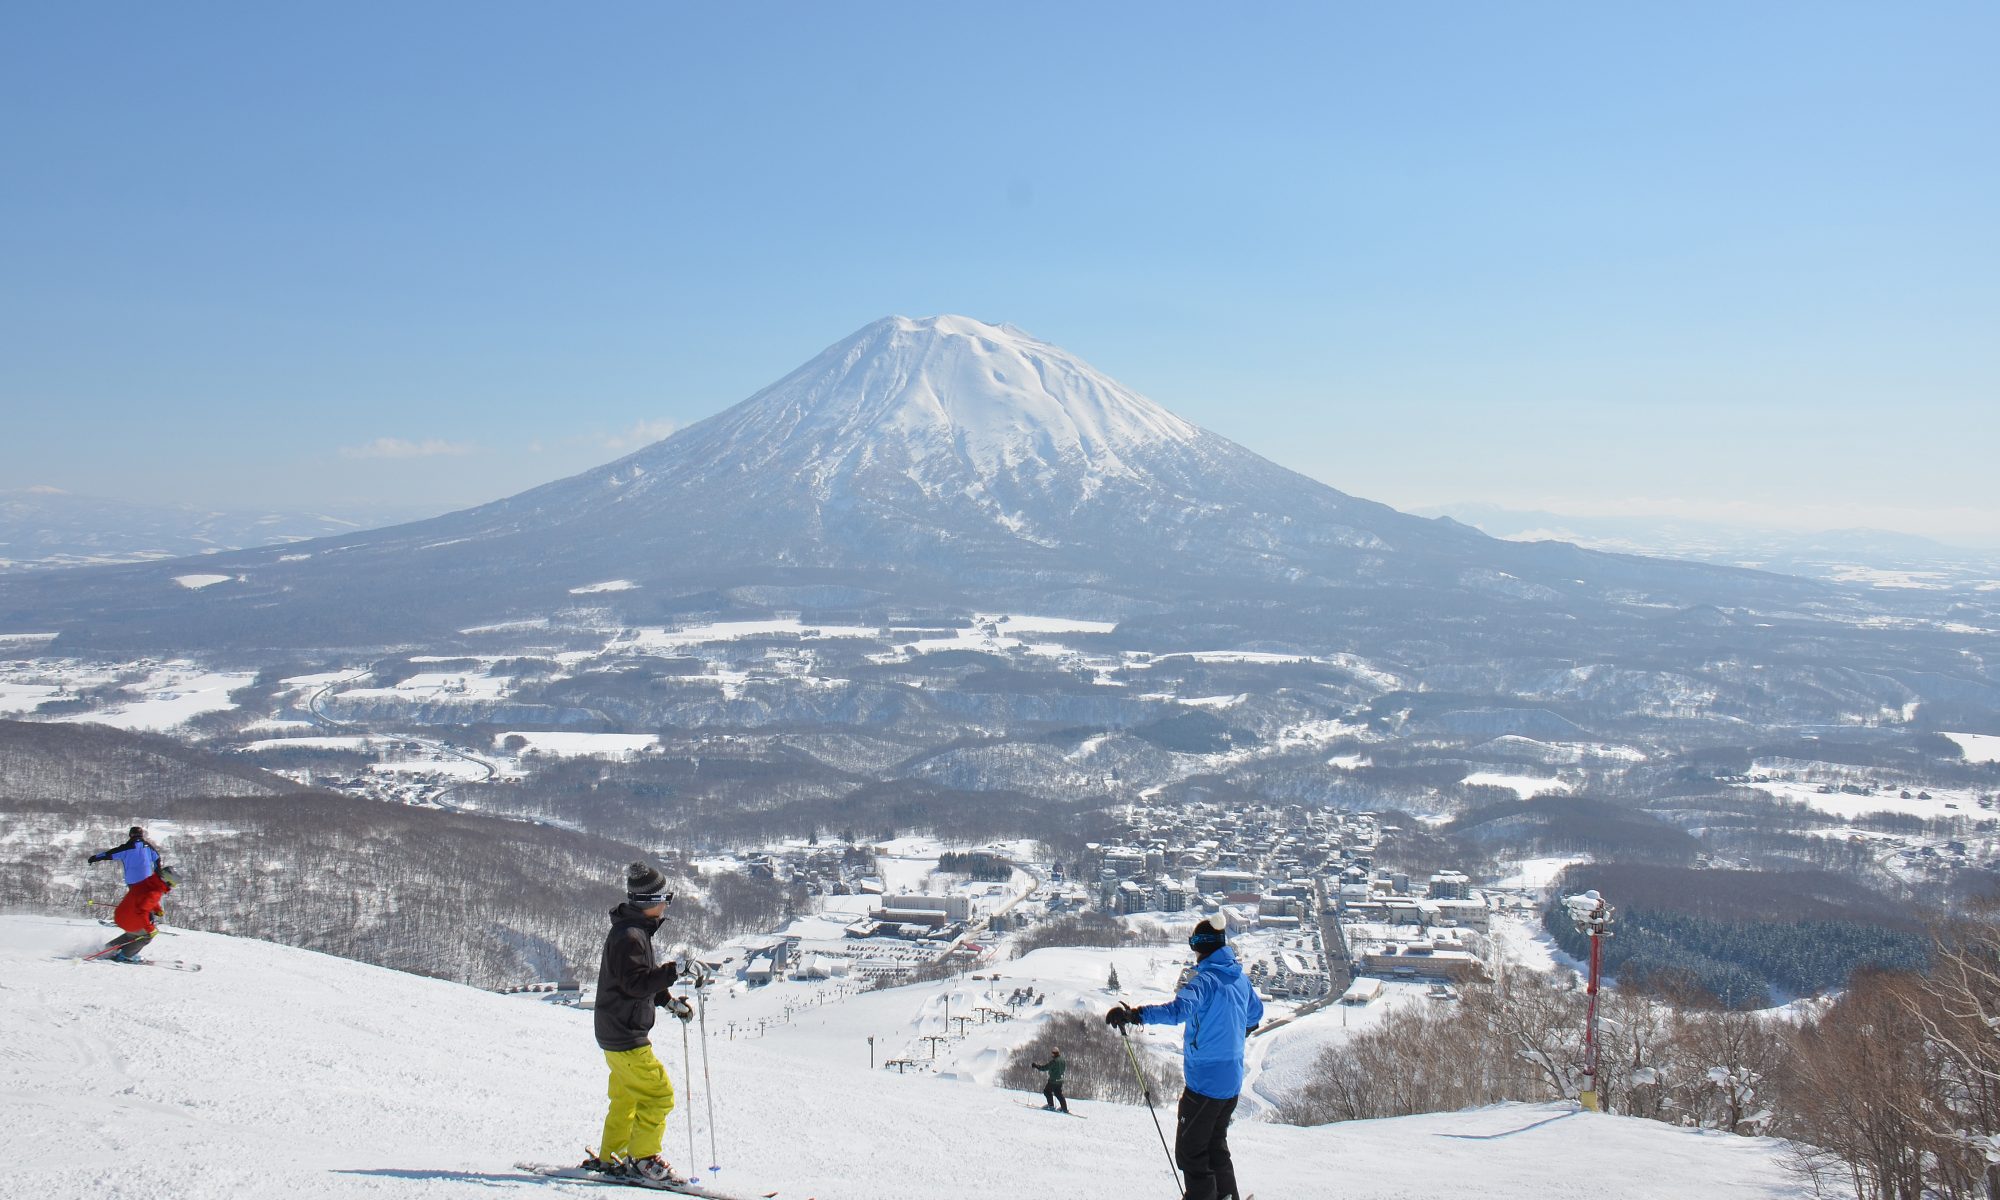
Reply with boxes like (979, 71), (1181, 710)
(1547, 862), (1929, 1006)
(0, 719), (293, 803)
(0, 723), (784, 987)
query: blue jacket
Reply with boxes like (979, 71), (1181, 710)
(1139, 945), (1265, 1100)
(94, 839), (160, 886)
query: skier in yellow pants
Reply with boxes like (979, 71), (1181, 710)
(584, 862), (690, 1184)
(601, 1043), (677, 1167)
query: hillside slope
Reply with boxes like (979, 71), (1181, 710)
(2, 916), (1829, 1200)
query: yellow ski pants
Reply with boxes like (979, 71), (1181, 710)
(600, 1044), (677, 1161)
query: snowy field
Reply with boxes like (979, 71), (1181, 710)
(338, 672), (515, 703)
(51, 666), (257, 732)
(0, 916), (1831, 1200)
(1738, 778), (1989, 821)
(1462, 771), (1573, 798)
(495, 731), (660, 759)
(1493, 855), (1590, 890)
(1946, 732), (2000, 764)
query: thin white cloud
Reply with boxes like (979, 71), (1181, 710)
(339, 438), (478, 460)
(599, 419), (679, 453)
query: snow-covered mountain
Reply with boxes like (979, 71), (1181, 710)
(0, 315), (1829, 651)
(3, 914), (1820, 1200)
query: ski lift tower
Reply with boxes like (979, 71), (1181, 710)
(1563, 889), (1615, 1112)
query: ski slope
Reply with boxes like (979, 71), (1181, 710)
(1, 916), (1830, 1200)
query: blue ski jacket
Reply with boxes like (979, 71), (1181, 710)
(1139, 945), (1265, 1099)
(92, 839), (160, 885)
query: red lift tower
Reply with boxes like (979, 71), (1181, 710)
(1563, 889), (1615, 1111)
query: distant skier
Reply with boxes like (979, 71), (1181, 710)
(1106, 914), (1264, 1200)
(99, 863), (177, 961)
(87, 826), (160, 906)
(583, 862), (691, 1185)
(1033, 1047), (1070, 1113)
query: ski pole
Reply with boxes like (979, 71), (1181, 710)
(1119, 1024), (1182, 1195)
(696, 974), (719, 1174)
(679, 1003), (697, 1174)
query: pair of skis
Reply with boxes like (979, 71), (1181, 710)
(1016, 1100), (1087, 1118)
(84, 954), (202, 972)
(514, 1160), (778, 1198)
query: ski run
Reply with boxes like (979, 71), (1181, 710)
(1, 915), (1826, 1200)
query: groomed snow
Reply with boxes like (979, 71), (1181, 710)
(0, 915), (1826, 1200)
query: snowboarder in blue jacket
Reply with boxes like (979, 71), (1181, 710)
(1107, 914), (1264, 1200)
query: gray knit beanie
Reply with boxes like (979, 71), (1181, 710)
(626, 861), (671, 904)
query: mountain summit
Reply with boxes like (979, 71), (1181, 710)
(0, 315), (1818, 651)
(701, 315), (1203, 488)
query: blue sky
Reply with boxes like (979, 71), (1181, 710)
(3, 3), (1995, 541)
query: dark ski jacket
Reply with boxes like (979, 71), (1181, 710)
(90, 836), (160, 886)
(594, 902), (680, 1052)
(114, 872), (171, 934)
(1033, 1055), (1066, 1084)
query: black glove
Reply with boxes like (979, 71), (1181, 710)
(88, 851), (108, 862)
(1105, 1003), (1140, 1029)
(661, 961), (679, 988)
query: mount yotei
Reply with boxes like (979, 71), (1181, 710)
(0, 315), (1844, 653)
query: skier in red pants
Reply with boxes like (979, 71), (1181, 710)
(100, 863), (176, 961)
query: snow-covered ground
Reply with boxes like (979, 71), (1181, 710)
(1495, 855), (1590, 890)
(1738, 778), (1989, 821)
(1463, 771), (1573, 799)
(495, 731), (660, 759)
(1945, 732), (2000, 764)
(0, 915), (1829, 1200)
(338, 672), (515, 703)
(51, 666), (257, 732)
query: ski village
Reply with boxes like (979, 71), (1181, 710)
(7, 8), (2000, 1200)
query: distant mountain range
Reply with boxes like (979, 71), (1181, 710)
(1423, 504), (2000, 592)
(0, 487), (427, 572)
(0, 316), (1936, 655)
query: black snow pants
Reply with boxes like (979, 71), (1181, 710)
(1174, 1090), (1239, 1200)
(1042, 1080), (1068, 1112)
(101, 929), (155, 959)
